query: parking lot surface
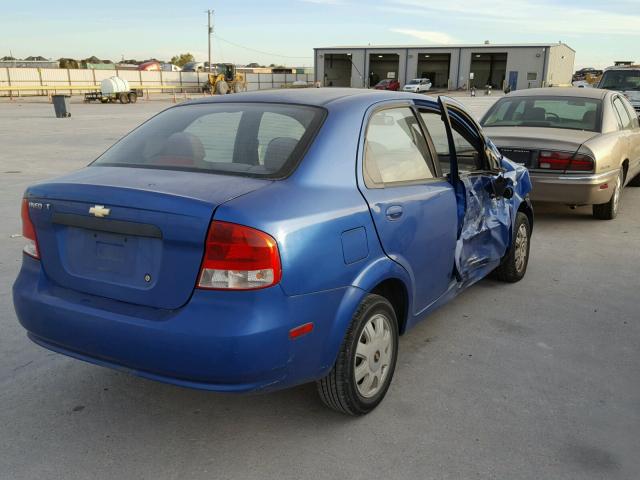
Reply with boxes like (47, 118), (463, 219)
(0, 96), (638, 480)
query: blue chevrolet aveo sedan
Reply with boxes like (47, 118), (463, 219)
(14, 88), (532, 415)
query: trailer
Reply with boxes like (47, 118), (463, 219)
(84, 77), (142, 104)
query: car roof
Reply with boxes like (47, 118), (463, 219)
(505, 87), (609, 100)
(183, 87), (434, 108)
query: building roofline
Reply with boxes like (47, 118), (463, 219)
(315, 43), (575, 53)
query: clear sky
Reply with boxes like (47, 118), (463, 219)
(2, 0), (638, 69)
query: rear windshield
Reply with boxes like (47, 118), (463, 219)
(599, 70), (640, 91)
(481, 96), (602, 132)
(93, 103), (325, 177)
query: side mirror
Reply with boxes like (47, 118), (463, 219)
(489, 176), (514, 199)
(503, 186), (514, 200)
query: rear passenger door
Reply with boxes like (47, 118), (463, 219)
(416, 98), (513, 283)
(614, 95), (640, 181)
(358, 105), (458, 314)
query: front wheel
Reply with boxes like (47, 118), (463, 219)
(316, 294), (398, 415)
(492, 211), (531, 283)
(216, 81), (229, 95)
(593, 169), (623, 220)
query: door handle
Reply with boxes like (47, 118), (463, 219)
(385, 205), (404, 220)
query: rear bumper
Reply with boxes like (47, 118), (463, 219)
(13, 255), (364, 393)
(529, 170), (619, 205)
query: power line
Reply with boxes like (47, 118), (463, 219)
(212, 34), (312, 59)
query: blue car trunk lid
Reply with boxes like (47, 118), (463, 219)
(25, 166), (270, 309)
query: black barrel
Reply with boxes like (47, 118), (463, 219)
(52, 95), (71, 118)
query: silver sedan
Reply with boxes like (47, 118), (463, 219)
(481, 87), (640, 219)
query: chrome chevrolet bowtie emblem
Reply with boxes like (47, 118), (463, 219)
(89, 205), (110, 218)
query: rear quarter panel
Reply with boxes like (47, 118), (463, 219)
(212, 96), (404, 298)
(582, 132), (627, 174)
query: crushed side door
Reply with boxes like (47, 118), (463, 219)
(437, 96), (515, 285)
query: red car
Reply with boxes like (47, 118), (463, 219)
(373, 79), (400, 91)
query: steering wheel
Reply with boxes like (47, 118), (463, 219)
(545, 112), (560, 120)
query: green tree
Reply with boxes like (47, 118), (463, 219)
(58, 58), (79, 69)
(170, 53), (195, 67)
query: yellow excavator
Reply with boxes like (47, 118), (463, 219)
(202, 63), (247, 94)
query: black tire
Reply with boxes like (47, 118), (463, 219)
(118, 92), (129, 104)
(316, 294), (399, 416)
(593, 169), (623, 220)
(628, 172), (640, 187)
(216, 81), (229, 95)
(128, 92), (138, 104)
(492, 211), (531, 283)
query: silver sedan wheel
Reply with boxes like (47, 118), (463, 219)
(514, 223), (529, 273)
(354, 313), (393, 398)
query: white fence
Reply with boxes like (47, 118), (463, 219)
(0, 68), (315, 96)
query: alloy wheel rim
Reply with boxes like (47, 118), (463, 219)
(354, 313), (393, 398)
(514, 223), (528, 273)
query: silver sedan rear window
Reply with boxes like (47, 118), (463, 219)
(482, 96), (602, 132)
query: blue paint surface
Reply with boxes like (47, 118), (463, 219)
(341, 227), (369, 265)
(14, 89), (532, 392)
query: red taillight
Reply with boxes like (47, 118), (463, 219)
(21, 198), (39, 259)
(538, 151), (594, 172)
(197, 221), (281, 290)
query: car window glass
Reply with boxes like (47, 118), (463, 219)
(419, 110), (483, 174)
(599, 70), (640, 91)
(621, 98), (640, 128)
(185, 112), (242, 163)
(258, 112), (306, 164)
(93, 103), (324, 177)
(364, 107), (435, 187)
(613, 97), (633, 130)
(482, 97), (601, 132)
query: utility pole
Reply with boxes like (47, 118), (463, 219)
(207, 9), (214, 73)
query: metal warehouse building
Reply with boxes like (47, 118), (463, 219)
(314, 42), (575, 91)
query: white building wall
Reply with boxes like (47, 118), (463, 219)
(545, 44), (575, 86)
(315, 44), (575, 91)
(457, 46), (547, 90)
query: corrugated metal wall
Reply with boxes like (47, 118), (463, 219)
(0, 68), (315, 96)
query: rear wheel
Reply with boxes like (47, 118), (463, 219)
(628, 172), (640, 187)
(316, 294), (398, 416)
(493, 211), (531, 283)
(128, 92), (138, 104)
(593, 169), (623, 220)
(118, 92), (129, 104)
